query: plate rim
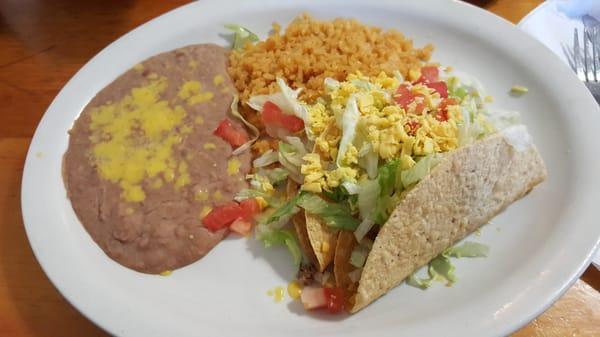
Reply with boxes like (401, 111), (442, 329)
(517, 1), (551, 27)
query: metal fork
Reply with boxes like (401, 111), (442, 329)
(574, 25), (600, 101)
(574, 25), (600, 82)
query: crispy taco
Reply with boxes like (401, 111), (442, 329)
(342, 132), (546, 312)
(236, 63), (546, 313)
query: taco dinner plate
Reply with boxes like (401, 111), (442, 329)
(21, 1), (600, 336)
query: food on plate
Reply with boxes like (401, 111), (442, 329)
(343, 132), (545, 312)
(228, 15), (547, 314)
(63, 11), (547, 314)
(228, 14), (433, 129)
(511, 84), (529, 94)
(63, 44), (252, 274)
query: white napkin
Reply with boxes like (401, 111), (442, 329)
(554, 0), (600, 20)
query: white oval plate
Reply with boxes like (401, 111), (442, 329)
(21, 1), (600, 336)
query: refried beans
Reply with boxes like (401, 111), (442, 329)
(63, 44), (250, 274)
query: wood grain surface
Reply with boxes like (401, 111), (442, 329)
(0, 0), (598, 336)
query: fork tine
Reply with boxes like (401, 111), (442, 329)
(585, 26), (597, 82)
(574, 28), (586, 81)
(592, 26), (600, 82)
(588, 27), (597, 81)
(584, 26), (590, 81)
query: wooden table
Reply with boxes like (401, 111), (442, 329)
(0, 0), (598, 336)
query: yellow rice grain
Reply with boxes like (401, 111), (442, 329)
(228, 14), (433, 104)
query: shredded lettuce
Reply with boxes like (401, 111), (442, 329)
(284, 136), (308, 155)
(324, 77), (341, 92)
(229, 95), (259, 155)
(407, 274), (433, 290)
(452, 87), (468, 101)
(259, 167), (289, 185)
(255, 225), (302, 266)
(348, 268), (363, 283)
(341, 181), (360, 195)
(284, 235), (303, 266)
(407, 241), (490, 290)
(393, 70), (404, 83)
(350, 79), (374, 91)
(247, 78), (311, 138)
(248, 93), (284, 114)
(278, 141), (305, 183)
(373, 160), (400, 225)
(360, 155), (439, 227)
(224, 24), (259, 50)
(457, 97), (476, 145)
(347, 194), (359, 215)
(447, 77), (469, 102)
(354, 217), (375, 242)
(349, 245), (369, 268)
(407, 255), (455, 289)
(357, 178), (379, 221)
(400, 154), (439, 188)
(356, 129), (379, 179)
(246, 173), (271, 190)
(322, 186), (350, 202)
(429, 255), (457, 284)
(264, 193), (303, 225)
(336, 96), (360, 167)
(234, 188), (271, 202)
(276, 78), (310, 128)
(446, 71), (501, 146)
(253, 149), (279, 168)
(360, 149), (379, 179)
(378, 159), (400, 197)
(296, 193), (360, 230)
(441, 71), (487, 98)
(445, 241), (489, 258)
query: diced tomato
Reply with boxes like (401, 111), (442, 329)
(214, 118), (249, 147)
(324, 288), (346, 314)
(261, 101), (282, 124)
(300, 287), (327, 310)
(239, 198), (260, 221)
(426, 81), (448, 98)
(262, 101), (304, 133)
(435, 109), (449, 122)
(300, 287), (346, 314)
(414, 102), (426, 115)
(394, 84), (415, 108)
(202, 202), (243, 231)
(406, 120), (421, 136)
(435, 98), (458, 122)
(229, 218), (253, 236)
(440, 98), (458, 110)
(421, 66), (439, 83)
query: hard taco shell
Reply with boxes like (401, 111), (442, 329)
(287, 180), (319, 266)
(333, 230), (358, 291)
(346, 133), (547, 312)
(299, 121), (341, 272)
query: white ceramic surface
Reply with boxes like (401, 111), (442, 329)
(519, 1), (580, 66)
(519, 1), (600, 269)
(21, 1), (600, 336)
